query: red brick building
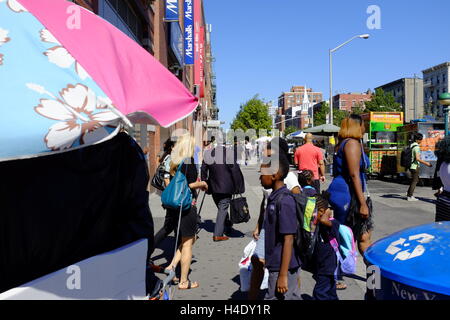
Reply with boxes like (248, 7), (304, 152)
(68, 0), (217, 190)
(277, 86), (323, 131)
(332, 91), (372, 112)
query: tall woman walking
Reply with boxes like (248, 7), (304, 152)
(164, 134), (208, 290)
(328, 114), (373, 254)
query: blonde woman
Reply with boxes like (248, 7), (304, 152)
(164, 134), (208, 290)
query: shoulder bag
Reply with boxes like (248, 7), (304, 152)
(161, 159), (192, 211)
(227, 164), (250, 224)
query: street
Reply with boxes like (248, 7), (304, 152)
(149, 164), (436, 300)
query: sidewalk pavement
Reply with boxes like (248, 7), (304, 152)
(149, 164), (436, 300)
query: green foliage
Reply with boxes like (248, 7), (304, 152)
(284, 126), (298, 136)
(314, 102), (328, 126)
(352, 102), (367, 115)
(230, 95), (273, 134)
(313, 101), (350, 126)
(365, 88), (402, 112)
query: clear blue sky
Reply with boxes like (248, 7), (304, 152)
(203, 0), (450, 128)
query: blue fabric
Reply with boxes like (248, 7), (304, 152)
(364, 222), (450, 296)
(253, 228), (265, 259)
(313, 219), (340, 275)
(313, 274), (338, 300)
(328, 139), (370, 224)
(0, 3), (120, 161)
(263, 186), (301, 272)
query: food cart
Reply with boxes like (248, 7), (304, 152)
(397, 121), (445, 179)
(365, 222), (450, 300)
(362, 112), (404, 177)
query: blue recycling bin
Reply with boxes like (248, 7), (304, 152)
(364, 222), (450, 300)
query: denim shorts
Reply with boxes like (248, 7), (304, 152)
(253, 229), (265, 259)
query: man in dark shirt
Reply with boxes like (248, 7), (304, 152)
(260, 154), (301, 300)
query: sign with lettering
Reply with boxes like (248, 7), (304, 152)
(184, 0), (194, 65)
(165, 0), (179, 22)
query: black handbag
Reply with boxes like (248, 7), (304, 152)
(151, 164), (167, 191)
(230, 194), (250, 224)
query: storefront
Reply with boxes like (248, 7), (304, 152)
(362, 112), (404, 177)
(397, 121), (445, 178)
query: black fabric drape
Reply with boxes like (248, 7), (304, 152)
(0, 132), (154, 293)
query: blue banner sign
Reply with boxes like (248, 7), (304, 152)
(165, 0), (179, 22)
(184, 0), (194, 65)
(170, 22), (184, 66)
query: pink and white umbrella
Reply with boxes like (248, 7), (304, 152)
(0, 0), (198, 161)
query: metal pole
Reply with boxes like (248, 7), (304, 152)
(413, 74), (417, 120)
(446, 108), (449, 137)
(329, 49), (333, 125)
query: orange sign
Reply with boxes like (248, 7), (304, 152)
(371, 112), (403, 124)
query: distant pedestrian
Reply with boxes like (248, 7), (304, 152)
(248, 137), (300, 300)
(259, 153), (301, 300)
(434, 136), (450, 221)
(294, 133), (326, 193)
(201, 142), (245, 242)
(312, 193), (340, 300)
(407, 133), (432, 201)
(245, 137), (253, 166)
(151, 139), (176, 256)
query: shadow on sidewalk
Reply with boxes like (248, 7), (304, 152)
(199, 220), (246, 238)
(380, 194), (435, 204)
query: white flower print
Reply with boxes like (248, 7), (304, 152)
(0, 28), (10, 45)
(0, 53), (3, 66)
(0, 0), (28, 13)
(28, 83), (119, 151)
(40, 29), (90, 80)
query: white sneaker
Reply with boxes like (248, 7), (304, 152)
(407, 196), (418, 201)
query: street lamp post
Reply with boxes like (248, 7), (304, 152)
(438, 93), (450, 136)
(329, 34), (370, 125)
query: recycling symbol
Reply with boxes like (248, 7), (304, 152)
(385, 233), (435, 261)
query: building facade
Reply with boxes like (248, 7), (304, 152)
(376, 78), (424, 123)
(277, 86), (322, 131)
(422, 62), (450, 120)
(68, 0), (217, 189)
(332, 91), (373, 113)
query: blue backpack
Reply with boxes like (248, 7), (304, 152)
(329, 223), (357, 275)
(161, 159), (192, 211)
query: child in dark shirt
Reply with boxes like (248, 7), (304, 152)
(312, 193), (340, 300)
(260, 154), (302, 300)
(298, 170), (317, 197)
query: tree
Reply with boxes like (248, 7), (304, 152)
(352, 102), (367, 115)
(284, 126), (298, 136)
(313, 101), (350, 126)
(230, 95), (272, 134)
(365, 88), (402, 112)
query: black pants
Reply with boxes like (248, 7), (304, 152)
(151, 210), (178, 255)
(313, 274), (338, 300)
(407, 168), (420, 197)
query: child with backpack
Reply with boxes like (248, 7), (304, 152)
(298, 170), (318, 197)
(260, 153), (302, 300)
(311, 193), (341, 300)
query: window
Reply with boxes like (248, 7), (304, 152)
(103, 0), (144, 43)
